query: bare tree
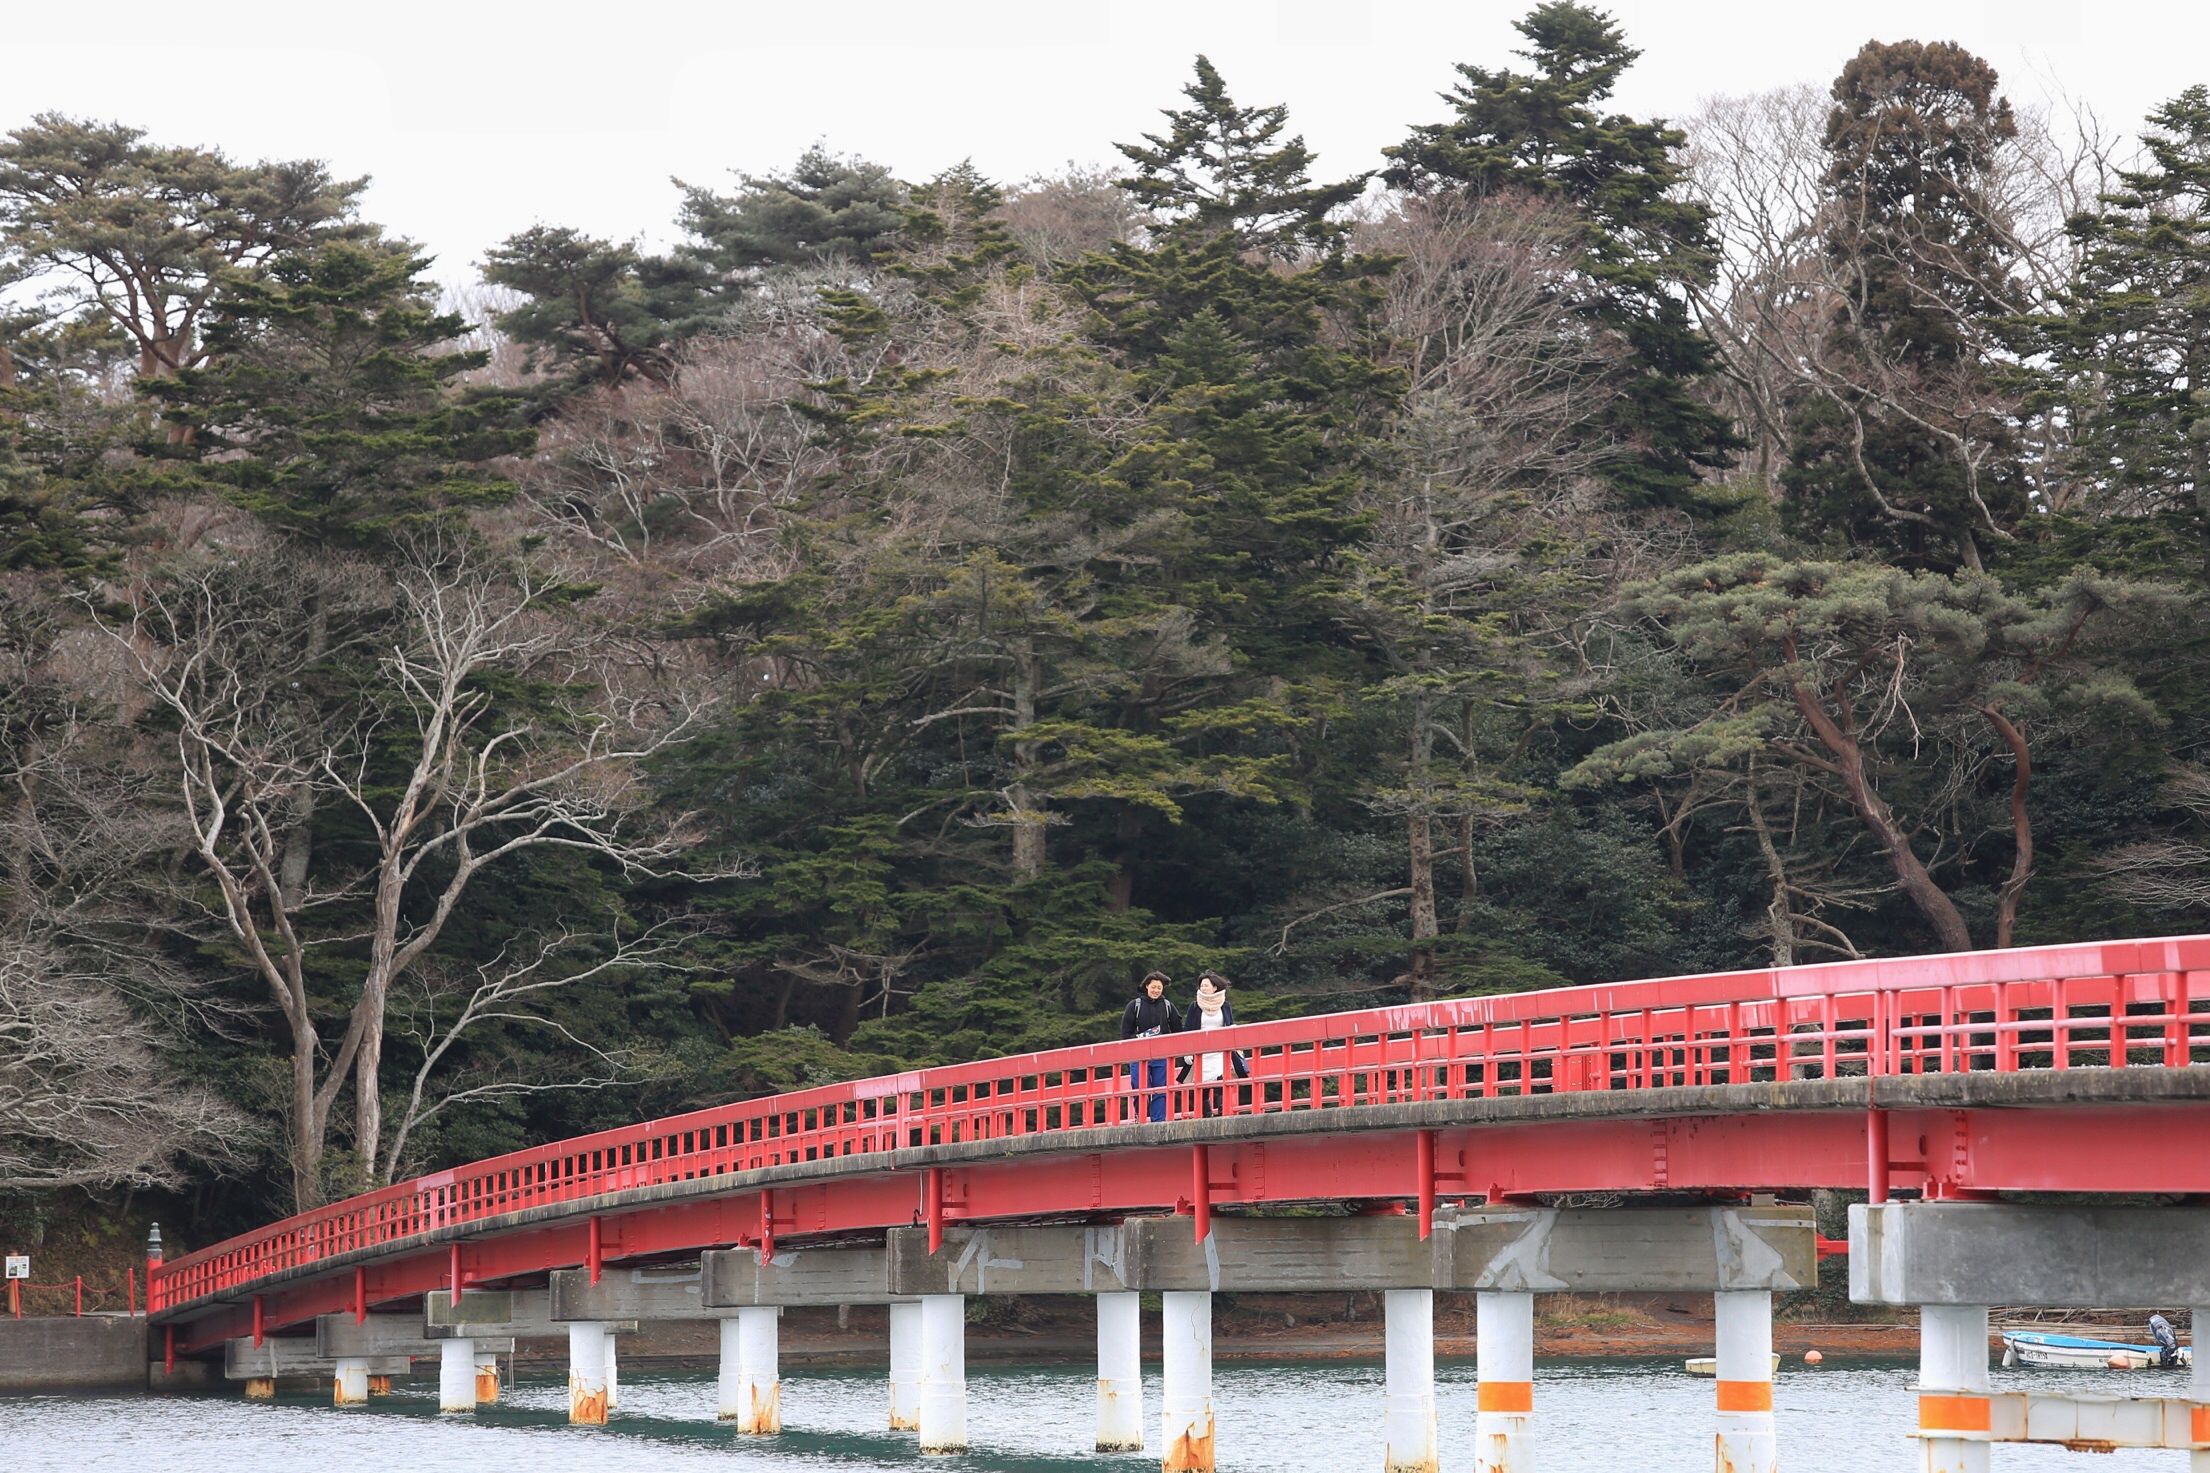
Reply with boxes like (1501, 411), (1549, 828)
(0, 936), (246, 1191)
(1340, 193), (1621, 996)
(96, 542), (717, 1204)
(380, 922), (695, 1180)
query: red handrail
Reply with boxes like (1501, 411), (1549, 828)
(148, 935), (2210, 1313)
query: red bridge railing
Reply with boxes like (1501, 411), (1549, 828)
(149, 937), (2210, 1312)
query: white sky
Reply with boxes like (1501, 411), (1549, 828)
(6, 0), (2207, 288)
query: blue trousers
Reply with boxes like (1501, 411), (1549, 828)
(1125, 1057), (1168, 1122)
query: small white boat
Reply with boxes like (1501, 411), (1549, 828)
(2001, 1331), (2191, 1370)
(1684, 1354), (1782, 1376)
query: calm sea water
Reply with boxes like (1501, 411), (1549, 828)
(10, 1355), (2184, 1472)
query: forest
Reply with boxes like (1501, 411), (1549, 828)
(5, 3), (2210, 1243)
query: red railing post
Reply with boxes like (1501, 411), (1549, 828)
(74, 1275), (82, 1317)
(126, 1266), (136, 1317)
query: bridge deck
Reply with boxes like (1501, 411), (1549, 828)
(148, 936), (2210, 1352)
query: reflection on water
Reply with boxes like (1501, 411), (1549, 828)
(15, 1355), (2180, 1472)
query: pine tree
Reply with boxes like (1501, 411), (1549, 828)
(1116, 55), (1365, 258)
(1782, 40), (2024, 570)
(142, 238), (531, 550)
(675, 144), (906, 279)
(2050, 87), (2210, 566)
(481, 225), (711, 390)
(1382, 2), (1735, 504)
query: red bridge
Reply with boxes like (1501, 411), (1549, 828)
(148, 934), (2210, 1357)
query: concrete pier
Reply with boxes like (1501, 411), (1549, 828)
(1917, 1305), (1990, 1473)
(889, 1299), (922, 1432)
(1096, 1290), (1145, 1452)
(2193, 1307), (2209, 1473)
(1382, 1288), (1438, 1473)
(918, 1293), (967, 1454)
(1161, 1290), (1215, 1473)
(438, 1336), (475, 1413)
(606, 1332), (620, 1412)
(1475, 1290), (1534, 1473)
(1713, 1290), (1776, 1473)
(566, 1320), (610, 1425)
(331, 1355), (368, 1406)
(721, 1306), (780, 1433)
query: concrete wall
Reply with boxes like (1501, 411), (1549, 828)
(0, 1316), (147, 1394)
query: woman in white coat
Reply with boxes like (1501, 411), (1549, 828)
(1175, 971), (1250, 1117)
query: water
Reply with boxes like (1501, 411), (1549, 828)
(9, 1356), (2192, 1471)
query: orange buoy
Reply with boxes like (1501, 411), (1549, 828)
(1803, 1350), (1824, 1365)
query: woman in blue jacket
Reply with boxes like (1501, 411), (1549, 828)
(1119, 971), (1178, 1122)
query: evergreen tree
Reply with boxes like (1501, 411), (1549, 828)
(142, 238), (530, 550)
(1382, 2), (1736, 504)
(481, 225), (712, 390)
(675, 143), (906, 280)
(0, 114), (365, 381)
(2050, 87), (2210, 565)
(1781, 40), (2024, 570)
(1117, 55), (1364, 258)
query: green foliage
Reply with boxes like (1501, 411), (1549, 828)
(1382, 2), (1736, 504)
(1782, 40), (2024, 568)
(142, 239), (532, 548)
(675, 143), (906, 277)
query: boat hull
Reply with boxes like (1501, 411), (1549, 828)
(2001, 1332), (2192, 1370)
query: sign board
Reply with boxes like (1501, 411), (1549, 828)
(3, 1256), (27, 1280)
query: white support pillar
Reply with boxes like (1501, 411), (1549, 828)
(473, 1350), (501, 1404)
(1384, 1289), (1439, 1473)
(1161, 1290), (1215, 1473)
(1713, 1290), (1777, 1473)
(1917, 1305), (1991, 1473)
(605, 1331), (620, 1413)
(2193, 1306), (2210, 1473)
(439, 1336), (477, 1414)
(889, 1300), (923, 1433)
(1096, 1290), (1144, 1452)
(332, 1355), (369, 1406)
(716, 1307), (780, 1433)
(567, 1320), (610, 1426)
(1475, 1290), (1534, 1473)
(918, 1293), (968, 1455)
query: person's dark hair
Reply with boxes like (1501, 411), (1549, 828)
(1197, 970), (1229, 990)
(1141, 970), (1170, 987)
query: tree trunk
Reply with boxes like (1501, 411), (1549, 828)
(1743, 764), (1795, 968)
(1109, 808), (1140, 913)
(1007, 638), (1046, 880)
(276, 594), (329, 905)
(1981, 705), (2033, 948)
(289, 1020), (323, 1209)
(1790, 678), (1974, 951)
(1405, 693), (1438, 1001)
(1786, 664), (1970, 947)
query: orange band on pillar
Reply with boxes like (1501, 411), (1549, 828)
(1477, 1381), (1534, 1413)
(1715, 1380), (1773, 1412)
(1918, 1393), (1991, 1432)
(2191, 1405), (2210, 1444)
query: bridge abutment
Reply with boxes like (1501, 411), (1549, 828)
(1096, 1290), (1144, 1452)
